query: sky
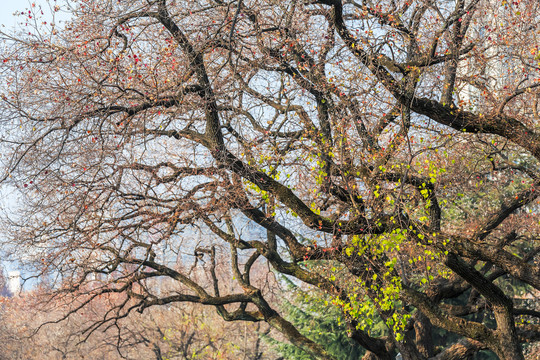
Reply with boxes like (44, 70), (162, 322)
(0, 0), (56, 286)
(0, 0), (68, 30)
(0, 0), (34, 28)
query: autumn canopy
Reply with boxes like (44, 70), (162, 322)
(0, 0), (539, 359)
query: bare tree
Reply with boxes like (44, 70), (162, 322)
(0, 288), (271, 359)
(0, 0), (539, 359)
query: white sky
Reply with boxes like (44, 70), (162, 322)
(0, 0), (69, 30)
(0, 0), (34, 28)
(0, 0), (57, 284)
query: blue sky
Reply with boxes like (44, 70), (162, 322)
(0, 0), (33, 28)
(0, 0), (66, 29)
(0, 0), (54, 285)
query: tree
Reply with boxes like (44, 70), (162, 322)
(264, 284), (372, 359)
(0, 288), (272, 359)
(0, 0), (540, 359)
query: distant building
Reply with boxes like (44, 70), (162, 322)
(0, 271), (9, 297)
(458, 4), (520, 112)
(7, 271), (21, 297)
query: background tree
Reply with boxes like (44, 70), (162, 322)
(1, 0), (540, 359)
(264, 282), (376, 360)
(0, 287), (272, 359)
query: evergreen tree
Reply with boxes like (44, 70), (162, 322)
(265, 283), (385, 360)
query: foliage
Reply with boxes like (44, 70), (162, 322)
(0, 289), (271, 359)
(264, 285), (378, 360)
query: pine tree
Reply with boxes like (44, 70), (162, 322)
(264, 283), (381, 360)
